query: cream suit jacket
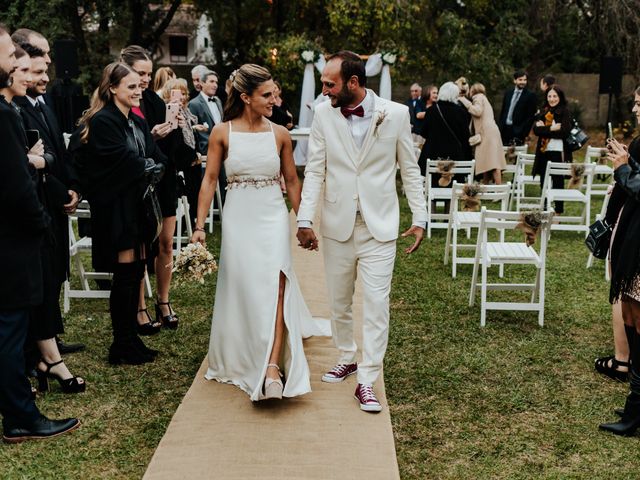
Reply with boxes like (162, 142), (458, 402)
(298, 90), (428, 242)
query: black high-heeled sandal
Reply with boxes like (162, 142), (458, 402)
(594, 355), (630, 382)
(137, 308), (162, 336)
(37, 359), (86, 394)
(155, 301), (179, 330)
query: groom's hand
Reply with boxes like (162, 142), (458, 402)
(297, 228), (319, 251)
(401, 225), (424, 254)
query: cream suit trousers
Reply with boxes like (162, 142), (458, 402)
(323, 214), (396, 385)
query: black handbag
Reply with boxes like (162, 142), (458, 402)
(567, 120), (589, 152)
(585, 218), (612, 259)
(142, 183), (163, 243)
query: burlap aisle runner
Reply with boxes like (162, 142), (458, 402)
(143, 212), (400, 480)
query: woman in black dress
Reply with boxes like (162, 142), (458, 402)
(531, 85), (572, 214)
(74, 62), (166, 365)
(600, 87), (640, 435)
(1, 45), (85, 392)
(120, 45), (180, 331)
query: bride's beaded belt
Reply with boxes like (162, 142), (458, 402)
(225, 175), (281, 190)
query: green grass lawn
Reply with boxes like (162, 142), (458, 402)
(1, 185), (635, 479)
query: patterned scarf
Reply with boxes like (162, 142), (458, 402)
(539, 109), (554, 153)
(180, 106), (197, 150)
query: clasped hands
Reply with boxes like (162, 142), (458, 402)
(296, 225), (424, 254)
(535, 120), (561, 131)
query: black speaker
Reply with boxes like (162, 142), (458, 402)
(599, 56), (623, 95)
(53, 39), (79, 79)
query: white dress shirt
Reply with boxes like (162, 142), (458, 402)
(347, 91), (373, 149)
(201, 91), (222, 125)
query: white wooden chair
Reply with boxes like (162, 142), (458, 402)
(584, 145), (614, 198)
(502, 144), (528, 180)
(206, 180), (224, 233)
(425, 159), (476, 238)
(469, 207), (554, 327)
(541, 162), (595, 235)
(586, 188), (613, 281)
(444, 182), (511, 278)
(63, 201), (152, 313)
(509, 153), (539, 211)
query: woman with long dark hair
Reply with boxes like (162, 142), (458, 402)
(600, 87), (640, 435)
(190, 64), (323, 401)
(74, 62), (166, 365)
(120, 45), (179, 333)
(532, 85), (572, 214)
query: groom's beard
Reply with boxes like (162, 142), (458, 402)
(331, 83), (356, 108)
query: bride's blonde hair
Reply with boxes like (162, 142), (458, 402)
(223, 64), (272, 122)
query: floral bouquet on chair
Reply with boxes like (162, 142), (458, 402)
(171, 242), (217, 284)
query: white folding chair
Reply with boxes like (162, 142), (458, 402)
(586, 188), (613, 281)
(541, 162), (595, 235)
(425, 159), (476, 238)
(584, 145), (614, 199)
(469, 207), (554, 327)
(510, 153), (539, 211)
(444, 182), (511, 278)
(206, 180), (224, 233)
(502, 144), (528, 180)
(63, 201), (152, 313)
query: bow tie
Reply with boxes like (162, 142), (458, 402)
(208, 97), (217, 102)
(341, 105), (364, 118)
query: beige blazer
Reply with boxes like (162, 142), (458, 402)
(298, 90), (427, 242)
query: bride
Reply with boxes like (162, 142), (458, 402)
(191, 64), (322, 401)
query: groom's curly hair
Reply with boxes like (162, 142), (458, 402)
(328, 50), (366, 87)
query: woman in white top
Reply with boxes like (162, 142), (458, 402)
(191, 64), (325, 401)
(532, 85), (573, 214)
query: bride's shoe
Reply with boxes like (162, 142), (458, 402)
(264, 363), (283, 399)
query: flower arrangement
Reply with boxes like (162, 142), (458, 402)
(598, 148), (609, 165)
(568, 163), (585, 189)
(505, 145), (518, 165)
(461, 183), (482, 211)
(516, 210), (551, 246)
(373, 109), (387, 137)
(381, 52), (397, 65)
(436, 159), (456, 187)
(171, 242), (217, 284)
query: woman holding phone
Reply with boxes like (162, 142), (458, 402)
(120, 45), (180, 332)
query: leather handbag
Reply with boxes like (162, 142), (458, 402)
(469, 134), (482, 146)
(142, 183), (163, 243)
(567, 120), (589, 152)
(585, 218), (612, 259)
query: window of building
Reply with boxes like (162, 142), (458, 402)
(169, 35), (188, 62)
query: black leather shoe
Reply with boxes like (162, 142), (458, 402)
(56, 337), (86, 354)
(3, 416), (80, 443)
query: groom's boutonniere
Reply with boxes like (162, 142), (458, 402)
(374, 110), (387, 138)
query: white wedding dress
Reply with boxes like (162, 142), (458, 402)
(205, 121), (327, 401)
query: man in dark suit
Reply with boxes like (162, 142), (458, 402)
(498, 70), (537, 145)
(188, 70), (226, 203)
(405, 83), (426, 136)
(13, 39), (85, 355)
(0, 25), (79, 443)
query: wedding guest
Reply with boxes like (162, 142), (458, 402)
(405, 83), (425, 135)
(539, 74), (555, 93)
(418, 81), (472, 176)
(416, 84), (437, 123)
(532, 85), (572, 214)
(73, 62), (166, 365)
(189, 64), (208, 100)
(0, 24), (79, 443)
(153, 66), (176, 96)
(8, 45), (85, 393)
(11, 28), (51, 65)
(270, 80), (294, 130)
(600, 88), (640, 435)
(459, 83), (507, 184)
(498, 69), (537, 145)
(120, 45), (178, 332)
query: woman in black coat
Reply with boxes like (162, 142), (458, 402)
(532, 85), (572, 214)
(418, 81), (472, 177)
(600, 88), (640, 436)
(74, 62), (166, 365)
(121, 45), (180, 332)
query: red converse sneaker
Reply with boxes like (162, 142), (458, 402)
(321, 363), (357, 383)
(354, 383), (382, 412)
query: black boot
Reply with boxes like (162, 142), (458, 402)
(132, 260), (159, 358)
(600, 330), (640, 436)
(108, 262), (154, 365)
(625, 324), (636, 358)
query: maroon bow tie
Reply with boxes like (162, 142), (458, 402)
(341, 105), (364, 118)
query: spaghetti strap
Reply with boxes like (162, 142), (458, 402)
(228, 121), (233, 133)
(268, 121), (274, 133)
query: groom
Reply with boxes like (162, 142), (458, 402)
(297, 51), (427, 412)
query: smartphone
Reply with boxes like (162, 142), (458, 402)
(166, 103), (179, 130)
(607, 122), (613, 140)
(25, 129), (40, 149)
(170, 89), (182, 104)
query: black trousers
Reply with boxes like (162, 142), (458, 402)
(0, 309), (41, 430)
(538, 150), (565, 214)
